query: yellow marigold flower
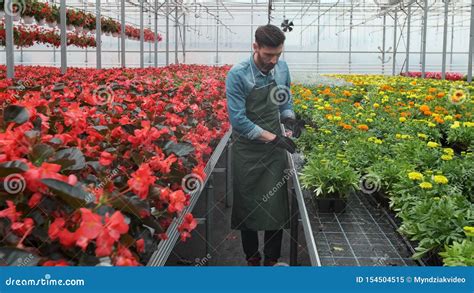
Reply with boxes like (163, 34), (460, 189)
(408, 172), (424, 181)
(418, 133), (428, 139)
(433, 175), (448, 184)
(396, 134), (402, 139)
(373, 103), (380, 108)
(428, 122), (436, 128)
(464, 226), (474, 237)
(451, 121), (461, 129)
(399, 117), (407, 123)
(444, 115), (453, 121)
(333, 116), (342, 121)
(419, 182), (433, 189)
(464, 122), (474, 127)
(370, 113), (377, 117)
(366, 118), (374, 123)
(427, 141), (439, 148)
(302, 105), (308, 110)
(441, 154), (453, 161)
(443, 148), (454, 154)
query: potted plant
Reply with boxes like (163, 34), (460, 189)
(45, 3), (59, 27)
(300, 155), (359, 213)
(30, 1), (48, 25)
(22, 0), (37, 24)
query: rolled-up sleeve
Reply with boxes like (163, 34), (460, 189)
(226, 70), (264, 140)
(279, 62), (296, 120)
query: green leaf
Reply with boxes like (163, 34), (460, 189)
(92, 125), (109, 134)
(121, 124), (138, 135)
(51, 148), (86, 171)
(109, 195), (149, 219)
(164, 141), (194, 157)
(0, 161), (29, 177)
(30, 144), (55, 166)
(41, 179), (93, 209)
(3, 105), (30, 125)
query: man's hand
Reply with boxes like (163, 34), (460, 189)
(268, 135), (297, 154)
(281, 117), (306, 138)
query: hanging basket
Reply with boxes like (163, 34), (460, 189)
(112, 32), (119, 38)
(104, 31), (111, 36)
(74, 26), (83, 33)
(0, 11), (5, 19)
(83, 28), (90, 34)
(13, 15), (21, 22)
(38, 18), (46, 26)
(67, 24), (74, 31)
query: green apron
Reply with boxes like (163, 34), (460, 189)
(230, 65), (290, 231)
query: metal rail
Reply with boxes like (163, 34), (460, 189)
(287, 151), (321, 267)
(146, 129), (232, 266)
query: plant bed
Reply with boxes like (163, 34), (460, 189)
(0, 64), (230, 266)
(293, 75), (474, 266)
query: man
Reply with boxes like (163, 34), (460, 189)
(226, 24), (303, 266)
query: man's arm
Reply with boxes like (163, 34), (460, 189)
(226, 70), (269, 140)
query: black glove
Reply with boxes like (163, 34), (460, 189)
(268, 135), (297, 154)
(281, 117), (306, 138)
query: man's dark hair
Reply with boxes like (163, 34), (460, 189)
(255, 24), (286, 48)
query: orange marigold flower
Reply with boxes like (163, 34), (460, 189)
(357, 124), (369, 131)
(425, 95), (434, 101)
(434, 116), (445, 124)
(419, 105), (430, 112)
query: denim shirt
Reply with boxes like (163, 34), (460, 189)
(225, 55), (295, 140)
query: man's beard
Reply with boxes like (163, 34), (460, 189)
(255, 53), (275, 72)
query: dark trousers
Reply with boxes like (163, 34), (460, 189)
(240, 230), (283, 260)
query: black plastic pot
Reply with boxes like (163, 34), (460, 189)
(313, 197), (347, 213)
